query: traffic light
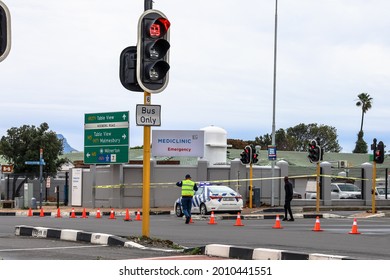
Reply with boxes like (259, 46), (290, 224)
(119, 46), (143, 92)
(137, 9), (170, 93)
(374, 141), (385, 164)
(308, 140), (321, 163)
(0, 1), (11, 62)
(252, 145), (259, 164)
(240, 146), (251, 164)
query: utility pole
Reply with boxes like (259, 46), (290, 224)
(270, 0), (278, 206)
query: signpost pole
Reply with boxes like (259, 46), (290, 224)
(39, 148), (43, 209)
(6, 174), (10, 200)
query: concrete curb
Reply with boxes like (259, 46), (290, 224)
(14, 225), (184, 253)
(203, 244), (355, 260)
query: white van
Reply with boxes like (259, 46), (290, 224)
(304, 180), (317, 199)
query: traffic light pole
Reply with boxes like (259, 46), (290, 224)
(144, 0), (152, 10)
(142, 91), (151, 237)
(142, 0), (153, 236)
(249, 163), (253, 208)
(372, 161), (377, 214)
(315, 162), (320, 213)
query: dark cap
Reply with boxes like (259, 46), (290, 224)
(185, 174), (191, 179)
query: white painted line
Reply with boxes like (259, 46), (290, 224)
(0, 244), (108, 252)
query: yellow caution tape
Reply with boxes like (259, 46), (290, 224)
(93, 173), (369, 189)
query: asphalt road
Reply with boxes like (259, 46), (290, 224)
(1, 214), (390, 260)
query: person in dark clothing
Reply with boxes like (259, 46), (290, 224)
(283, 176), (294, 221)
(176, 174), (198, 224)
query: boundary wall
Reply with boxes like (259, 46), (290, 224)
(3, 160), (389, 209)
(73, 159), (287, 208)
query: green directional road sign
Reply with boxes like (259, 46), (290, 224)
(84, 111), (129, 164)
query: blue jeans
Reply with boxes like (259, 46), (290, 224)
(181, 196), (193, 218)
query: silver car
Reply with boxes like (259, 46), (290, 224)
(331, 183), (361, 199)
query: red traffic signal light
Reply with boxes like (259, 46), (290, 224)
(0, 1), (11, 62)
(308, 140), (321, 163)
(374, 141), (385, 164)
(137, 10), (170, 93)
(240, 146), (251, 164)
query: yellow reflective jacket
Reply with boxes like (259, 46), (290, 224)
(181, 179), (195, 196)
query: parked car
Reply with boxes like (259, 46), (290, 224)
(305, 183), (361, 199)
(174, 183), (243, 216)
(376, 186), (389, 199)
(330, 183), (361, 199)
(293, 191), (302, 199)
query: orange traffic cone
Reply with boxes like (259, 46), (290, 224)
(70, 208), (76, 218)
(109, 208), (116, 219)
(56, 208), (62, 218)
(312, 216), (323, 232)
(349, 218), (361, 234)
(234, 212), (244, 226)
(124, 208), (132, 221)
(81, 208), (88, 218)
(96, 208), (101, 219)
(208, 211), (217, 225)
(135, 209), (142, 221)
(27, 208), (33, 217)
(39, 207), (44, 217)
(272, 214), (283, 229)
(189, 217), (194, 224)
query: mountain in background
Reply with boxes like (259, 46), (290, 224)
(57, 134), (78, 153)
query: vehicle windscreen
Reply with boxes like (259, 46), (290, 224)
(209, 186), (235, 195)
(377, 188), (386, 195)
(339, 184), (360, 192)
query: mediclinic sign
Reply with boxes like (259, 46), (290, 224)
(84, 111), (129, 164)
(152, 130), (204, 157)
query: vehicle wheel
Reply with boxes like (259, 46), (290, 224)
(200, 203), (208, 215)
(175, 204), (184, 217)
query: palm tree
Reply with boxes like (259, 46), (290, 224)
(356, 93), (373, 133)
(353, 93), (372, 153)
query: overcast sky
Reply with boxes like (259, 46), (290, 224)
(1, 0), (389, 153)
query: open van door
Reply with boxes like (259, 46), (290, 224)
(305, 180), (317, 199)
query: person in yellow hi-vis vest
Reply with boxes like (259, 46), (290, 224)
(176, 174), (198, 224)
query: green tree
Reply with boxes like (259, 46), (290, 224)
(353, 131), (368, 154)
(254, 123), (342, 152)
(227, 139), (249, 149)
(353, 93), (373, 153)
(0, 123), (67, 198)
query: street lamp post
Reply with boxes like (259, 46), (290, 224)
(271, 0), (278, 206)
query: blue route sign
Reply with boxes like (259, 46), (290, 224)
(25, 160), (45, 165)
(268, 145), (277, 161)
